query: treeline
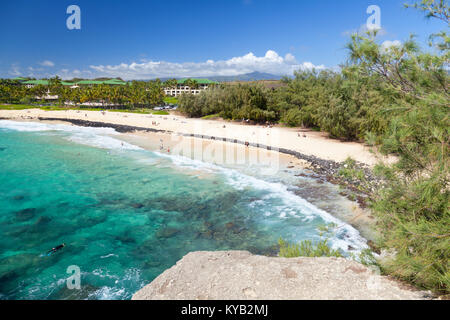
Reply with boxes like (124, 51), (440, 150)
(179, 71), (394, 141)
(181, 0), (449, 294)
(0, 78), (165, 108)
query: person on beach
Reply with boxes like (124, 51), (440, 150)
(47, 243), (65, 255)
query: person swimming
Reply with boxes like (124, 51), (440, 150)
(47, 243), (66, 255)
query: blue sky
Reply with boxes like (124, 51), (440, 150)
(0, 0), (445, 79)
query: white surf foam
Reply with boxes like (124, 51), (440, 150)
(154, 152), (368, 253)
(0, 120), (142, 151)
(0, 120), (56, 132)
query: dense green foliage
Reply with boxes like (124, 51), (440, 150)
(357, 1), (448, 294)
(0, 78), (165, 109)
(0, 0), (447, 295)
(179, 83), (279, 123)
(180, 0), (449, 294)
(178, 69), (392, 141)
(278, 238), (343, 258)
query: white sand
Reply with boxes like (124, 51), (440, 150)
(0, 109), (395, 166)
(0, 108), (383, 239)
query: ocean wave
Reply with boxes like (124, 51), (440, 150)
(0, 120), (57, 132)
(88, 268), (144, 300)
(153, 152), (368, 253)
(0, 120), (142, 151)
(1, 120), (368, 253)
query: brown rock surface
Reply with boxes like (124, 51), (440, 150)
(133, 251), (430, 300)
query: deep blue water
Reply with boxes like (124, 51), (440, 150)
(0, 120), (366, 300)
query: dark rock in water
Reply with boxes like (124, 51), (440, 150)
(131, 203), (144, 209)
(200, 230), (213, 239)
(115, 234), (136, 244)
(204, 221), (213, 229)
(295, 173), (309, 178)
(58, 202), (70, 208)
(0, 253), (43, 280)
(0, 270), (20, 293)
(156, 227), (180, 239)
(12, 195), (26, 201)
(213, 232), (226, 241)
(34, 216), (52, 226)
(14, 208), (40, 221)
(80, 215), (107, 228)
(143, 260), (162, 269)
(0, 147), (6, 152)
(225, 222), (235, 230)
(0, 269), (19, 284)
(49, 284), (100, 300)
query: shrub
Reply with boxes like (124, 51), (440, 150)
(278, 238), (343, 258)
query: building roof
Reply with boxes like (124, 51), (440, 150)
(13, 77), (27, 82)
(23, 80), (49, 85)
(75, 79), (128, 85)
(22, 80), (74, 86)
(76, 80), (105, 85)
(176, 78), (219, 85)
(103, 79), (127, 85)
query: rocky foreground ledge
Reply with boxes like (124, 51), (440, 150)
(133, 251), (430, 300)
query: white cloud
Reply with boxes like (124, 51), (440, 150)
(342, 24), (387, 37)
(76, 50), (326, 80)
(40, 60), (55, 67)
(8, 64), (22, 76)
(381, 40), (402, 52)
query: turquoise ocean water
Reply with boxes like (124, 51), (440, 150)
(0, 120), (367, 300)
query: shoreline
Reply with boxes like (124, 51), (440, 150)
(0, 111), (380, 241)
(0, 108), (395, 165)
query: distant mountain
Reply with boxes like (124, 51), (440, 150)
(154, 72), (283, 83)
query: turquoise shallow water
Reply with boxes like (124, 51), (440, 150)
(0, 120), (367, 300)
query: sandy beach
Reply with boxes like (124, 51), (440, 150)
(0, 109), (394, 167)
(0, 108), (380, 240)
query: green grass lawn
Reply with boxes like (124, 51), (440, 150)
(163, 96), (178, 104)
(201, 114), (221, 120)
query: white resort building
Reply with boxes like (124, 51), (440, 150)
(163, 78), (218, 97)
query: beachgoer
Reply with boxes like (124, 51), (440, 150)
(47, 243), (66, 255)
